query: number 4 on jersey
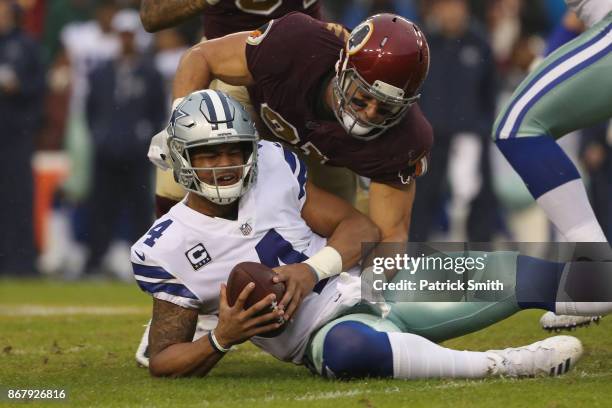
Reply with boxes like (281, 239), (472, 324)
(143, 219), (173, 247)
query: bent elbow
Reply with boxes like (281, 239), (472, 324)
(142, 22), (158, 34)
(148, 364), (187, 378)
(139, 8), (160, 33)
(148, 359), (168, 378)
(148, 358), (205, 378)
(187, 43), (210, 63)
(148, 356), (179, 378)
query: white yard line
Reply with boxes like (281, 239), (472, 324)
(0, 305), (148, 316)
(278, 373), (612, 402)
(292, 387), (401, 402)
(266, 372), (612, 403)
(294, 389), (368, 401)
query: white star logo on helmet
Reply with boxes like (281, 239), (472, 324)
(169, 104), (189, 136)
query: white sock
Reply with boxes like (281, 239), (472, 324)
(555, 302), (612, 316)
(536, 180), (607, 242)
(387, 332), (492, 379)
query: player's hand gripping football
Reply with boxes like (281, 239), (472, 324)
(215, 283), (285, 347)
(272, 264), (317, 321)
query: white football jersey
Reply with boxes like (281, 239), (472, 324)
(565, 0), (612, 28)
(131, 141), (364, 363)
(60, 21), (120, 114)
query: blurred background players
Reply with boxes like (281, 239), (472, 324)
(410, 0), (498, 242)
(0, 0), (45, 276)
(581, 123), (612, 242)
(139, 0), (321, 35)
(36, 1), (121, 278)
(153, 27), (189, 111)
(82, 9), (165, 278)
(338, 0), (418, 29)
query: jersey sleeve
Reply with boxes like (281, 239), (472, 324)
(379, 153), (430, 185)
(280, 146), (308, 208)
(260, 141), (308, 209)
(131, 238), (201, 310)
(245, 12), (331, 82)
(368, 148), (432, 186)
(370, 105), (434, 185)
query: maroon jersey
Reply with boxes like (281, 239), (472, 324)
(202, 0), (322, 39)
(245, 13), (433, 184)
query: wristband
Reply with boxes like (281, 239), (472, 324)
(208, 330), (231, 354)
(303, 246), (343, 281)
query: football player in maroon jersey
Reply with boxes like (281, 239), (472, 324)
(149, 13), (433, 254)
(139, 0), (321, 35)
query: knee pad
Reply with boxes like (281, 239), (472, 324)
(322, 321), (393, 379)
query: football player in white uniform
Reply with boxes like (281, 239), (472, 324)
(133, 90), (584, 380)
(493, 0), (611, 331)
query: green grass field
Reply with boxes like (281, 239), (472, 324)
(1, 279), (611, 408)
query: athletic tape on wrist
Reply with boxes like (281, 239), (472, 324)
(303, 246), (343, 281)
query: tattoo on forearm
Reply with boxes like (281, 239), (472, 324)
(149, 299), (198, 357)
(141, 0), (207, 30)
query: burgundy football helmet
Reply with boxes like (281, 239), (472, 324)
(333, 13), (430, 140)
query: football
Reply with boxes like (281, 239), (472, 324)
(226, 261), (287, 337)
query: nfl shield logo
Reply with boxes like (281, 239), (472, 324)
(240, 222), (252, 236)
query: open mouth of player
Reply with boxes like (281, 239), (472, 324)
(214, 172), (240, 186)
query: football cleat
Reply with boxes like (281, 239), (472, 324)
(540, 312), (601, 332)
(486, 335), (583, 377)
